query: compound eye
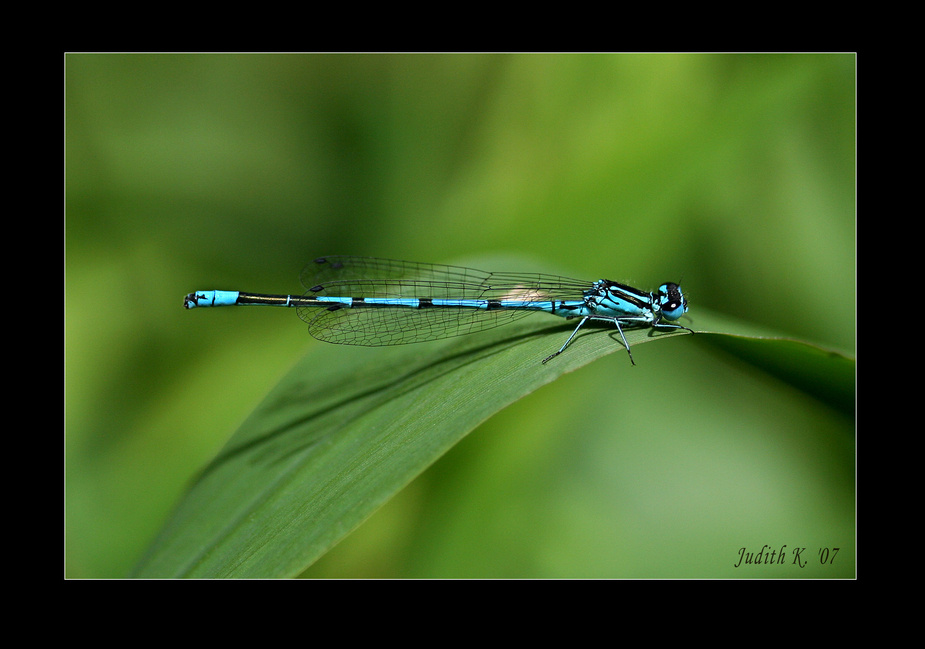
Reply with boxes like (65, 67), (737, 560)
(658, 283), (688, 320)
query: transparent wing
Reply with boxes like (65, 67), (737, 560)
(298, 256), (591, 346)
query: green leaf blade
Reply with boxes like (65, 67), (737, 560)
(687, 307), (855, 417)
(132, 319), (605, 577)
(132, 305), (852, 578)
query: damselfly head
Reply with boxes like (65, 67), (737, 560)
(657, 283), (688, 321)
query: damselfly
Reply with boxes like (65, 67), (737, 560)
(183, 256), (693, 365)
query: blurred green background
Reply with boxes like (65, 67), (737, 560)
(66, 53), (855, 578)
